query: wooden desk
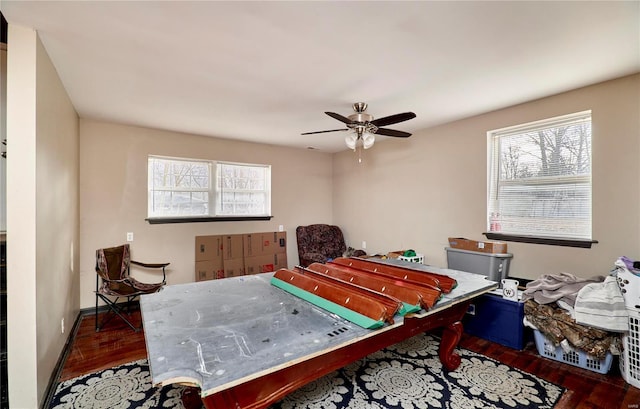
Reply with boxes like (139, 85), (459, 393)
(140, 263), (496, 409)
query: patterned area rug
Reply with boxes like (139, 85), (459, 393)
(49, 334), (564, 409)
(49, 359), (187, 409)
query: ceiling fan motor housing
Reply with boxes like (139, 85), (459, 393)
(348, 112), (374, 124)
(349, 103), (376, 133)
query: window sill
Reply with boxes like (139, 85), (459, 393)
(146, 216), (273, 224)
(483, 232), (598, 249)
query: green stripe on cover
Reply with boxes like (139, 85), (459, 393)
(271, 277), (385, 329)
(399, 302), (421, 315)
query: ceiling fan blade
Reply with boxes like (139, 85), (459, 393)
(301, 128), (349, 135)
(370, 112), (416, 127)
(325, 112), (354, 124)
(376, 128), (412, 138)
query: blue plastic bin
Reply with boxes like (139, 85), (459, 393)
(463, 293), (527, 350)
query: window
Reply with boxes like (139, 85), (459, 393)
(148, 156), (271, 220)
(487, 111), (592, 242)
(216, 162), (270, 216)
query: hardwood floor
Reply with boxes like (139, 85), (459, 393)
(60, 311), (147, 382)
(457, 333), (640, 409)
(59, 310), (640, 408)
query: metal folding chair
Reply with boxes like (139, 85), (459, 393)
(95, 244), (169, 332)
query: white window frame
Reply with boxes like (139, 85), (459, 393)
(487, 111), (592, 242)
(148, 155), (271, 220)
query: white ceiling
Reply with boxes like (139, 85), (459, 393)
(2, 1), (639, 152)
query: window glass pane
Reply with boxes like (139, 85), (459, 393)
(148, 157), (210, 217)
(488, 111), (592, 240)
(216, 163), (270, 216)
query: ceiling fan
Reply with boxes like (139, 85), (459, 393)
(302, 102), (416, 150)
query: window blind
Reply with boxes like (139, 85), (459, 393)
(487, 111), (592, 240)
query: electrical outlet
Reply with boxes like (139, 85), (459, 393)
(362, 241), (367, 249)
(61, 318), (65, 334)
(467, 304), (476, 316)
(126, 232), (134, 242)
(278, 225), (284, 232)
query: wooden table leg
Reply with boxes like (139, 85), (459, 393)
(182, 386), (204, 409)
(439, 320), (463, 371)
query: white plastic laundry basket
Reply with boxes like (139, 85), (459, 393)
(621, 308), (640, 388)
(533, 330), (612, 374)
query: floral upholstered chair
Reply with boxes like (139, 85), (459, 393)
(296, 224), (349, 267)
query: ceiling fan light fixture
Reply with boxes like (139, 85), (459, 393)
(345, 132), (357, 150)
(362, 132), (375, 149)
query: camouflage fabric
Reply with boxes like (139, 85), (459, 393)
(524, 299), (621, 359)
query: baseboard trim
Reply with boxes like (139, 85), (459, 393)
(40, 310), (83, 409)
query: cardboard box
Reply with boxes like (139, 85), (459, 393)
(245, 254), (274, 275)
(245, 253), (288, 275)
(244, 253), (288, 275)
(195, 235), (223, 262)
(274, 252), (287, 270)
(243, 233), (265, 257)
(223, 257), (245, 277)
(195, 259), (222, 282)
(223, 234), (244, 260)
(263, 232), (286, 254)
(448, 237), (508, 254)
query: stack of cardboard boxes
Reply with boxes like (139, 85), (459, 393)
(195, 232), (287, 281)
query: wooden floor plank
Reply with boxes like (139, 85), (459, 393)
(58, 311), (640, 408)
(59, 311), (147, 382)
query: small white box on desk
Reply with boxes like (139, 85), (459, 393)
(501, 279), (519, 301)
(398, 253), (424, 264)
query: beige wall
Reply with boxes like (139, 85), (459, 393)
(6, 27), (80, 408)
(34, 33), (80, 403)
(334, 74), (640, 280)
(79, 120), (333, 308)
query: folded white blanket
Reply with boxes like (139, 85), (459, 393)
(574, 275), (629, 332)
(522, 272), (604, 307)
